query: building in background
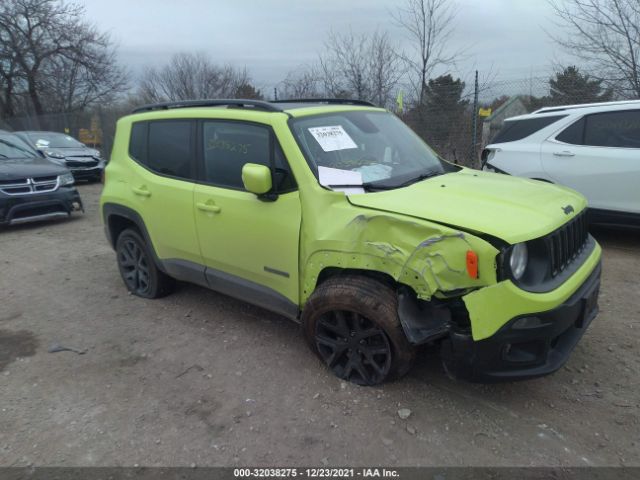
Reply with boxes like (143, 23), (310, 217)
(481, 96), (528, 147)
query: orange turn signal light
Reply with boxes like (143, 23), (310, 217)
(466, 250), (479, 279)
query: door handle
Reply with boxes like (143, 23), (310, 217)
(196, 201), (221, 213)
(553, 150), (575, 157)
(132, 186), (151, 197)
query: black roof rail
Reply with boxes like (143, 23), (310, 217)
(131, 99), (282, 114)
(272, 98), (377, 107)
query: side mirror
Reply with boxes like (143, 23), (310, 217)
(242, 163), (272, 195)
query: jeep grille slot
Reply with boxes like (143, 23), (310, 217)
(546, 210), (589, 277)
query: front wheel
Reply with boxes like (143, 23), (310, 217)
(115, 228), (175, 298)
(301, 275), (415, 385)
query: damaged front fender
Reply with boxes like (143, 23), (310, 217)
(300, 204), (499, 306)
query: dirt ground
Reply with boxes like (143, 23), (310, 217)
(0, 182), (638, 467)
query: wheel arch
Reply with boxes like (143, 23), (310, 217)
(316, 267), (400, 292)
(102, 203), (166, 273)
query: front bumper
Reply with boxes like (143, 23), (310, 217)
(69, 164), (104, 180)
(0, 187), (83, 226)
(442, 261), (601, 382)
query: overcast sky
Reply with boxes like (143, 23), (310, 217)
(82, 0), (571, 93)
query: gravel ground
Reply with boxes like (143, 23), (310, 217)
(0, 183), (638, 467)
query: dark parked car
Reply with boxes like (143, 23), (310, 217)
(15, 131), (105, 182)
(0, 130), (83, 226)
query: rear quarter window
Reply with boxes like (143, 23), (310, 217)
(128, 120), (194, 180)
(491, 115), (567, 143)
(129, 122), (147, 161)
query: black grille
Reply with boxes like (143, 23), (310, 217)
(32, 175), (58, 182)
(546, 211), (589, 277)
(0, 178), (23, 186)
(67, 159), (99, 168)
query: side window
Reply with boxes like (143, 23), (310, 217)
(202, 121), (296, 192)
(556, 117), (585, 145)
(146, 121), (193, 179)
(584, 110), (640, 148)
(491, 115), (567, 143)
(129, 122), (148, 162)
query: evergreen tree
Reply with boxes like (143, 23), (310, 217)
(549, 66), (614, 105)
(421, 75), (469, 152)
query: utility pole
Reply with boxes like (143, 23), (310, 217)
(471, 70), (479, 167)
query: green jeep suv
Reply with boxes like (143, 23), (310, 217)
(100, 99), (602, 385)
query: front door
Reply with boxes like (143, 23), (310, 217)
(193, 120), (301, 316)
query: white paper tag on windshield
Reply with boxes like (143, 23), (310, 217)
(318, 166), (365, 195)
(308, 126), (358, 152)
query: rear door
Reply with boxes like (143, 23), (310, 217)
(485, 115), (568, 178)
(541, 110), (640, 213)
(126, 119), (202, 266)
(193, 120), (301, 316)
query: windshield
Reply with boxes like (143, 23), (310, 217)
(0, 134), (38, 159)
(290, 110), (455, 189)
(26, 132), (84, 149)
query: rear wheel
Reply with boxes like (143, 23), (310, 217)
(302, 275), (415, 385)
(115, 228), (174, 298)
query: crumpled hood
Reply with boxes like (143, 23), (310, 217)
(347, 169), (587, 244)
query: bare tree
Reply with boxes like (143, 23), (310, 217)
(138, 52), (255, 103)
(550, 0), (640, 98)
(279, 66), (322, 99)
(41, 38), (128, 113)
(317, 29), (403, 107)
(369, 31), (406, 107)
(392, 0), (461, 106)
(0, 0), (128, 117)
(319, 30), (371, 100)
(0, 54), (19, 117)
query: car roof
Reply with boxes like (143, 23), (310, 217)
(128, 98), (386, 119)
(506, 99), (640, 122)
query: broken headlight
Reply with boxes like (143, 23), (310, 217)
(58, 172), (75, 186)
(508, 243), (528, 280)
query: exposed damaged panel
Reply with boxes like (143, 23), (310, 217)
(397, 287), (451, 344)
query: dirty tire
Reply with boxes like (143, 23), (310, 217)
(115, 228), (175, 299)
(302, 275), (415, 385)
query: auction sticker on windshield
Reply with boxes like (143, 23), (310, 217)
(308, 126), (358, 152)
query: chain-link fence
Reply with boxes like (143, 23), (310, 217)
(0, 74), (626, 168)
(0, 106), (126, 161)
(399, 74), (626, 168)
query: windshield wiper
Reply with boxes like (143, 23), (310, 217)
(363, 169), (443, 191)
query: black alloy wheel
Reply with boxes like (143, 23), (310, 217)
(315, 310), (392, 385)
(118, 237), (152, 296)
